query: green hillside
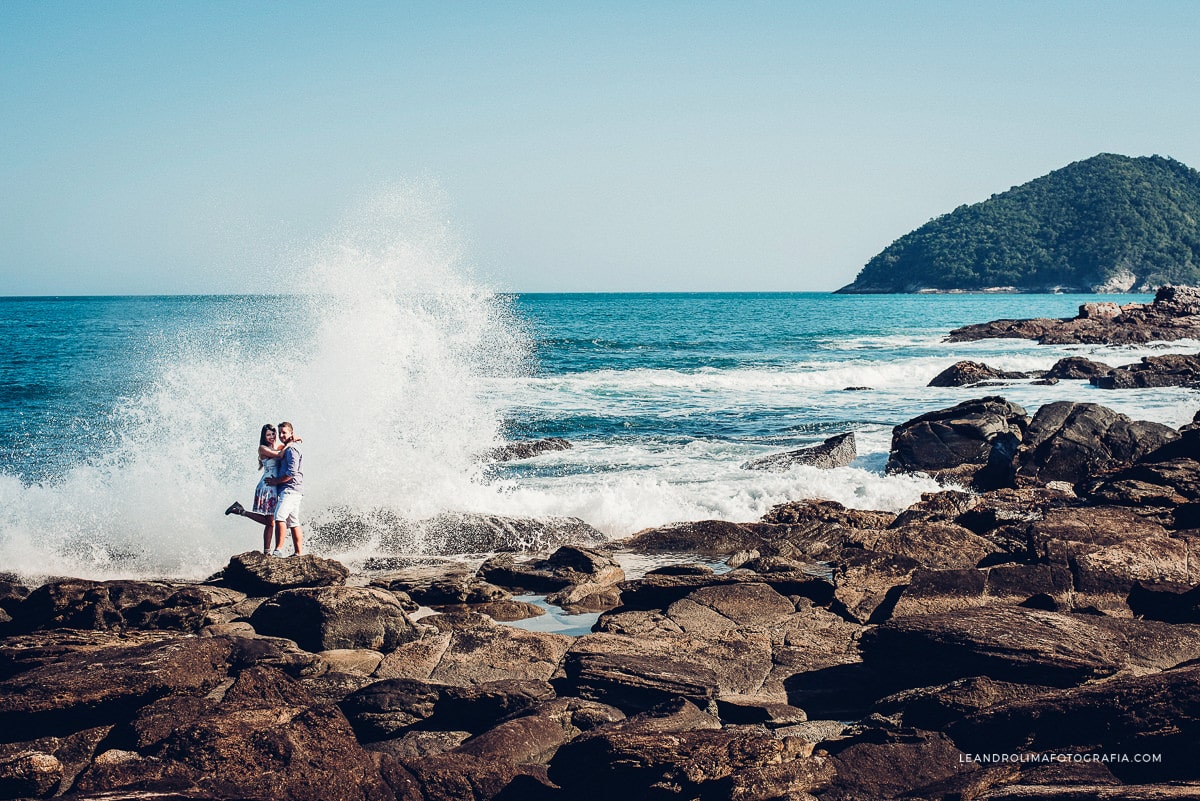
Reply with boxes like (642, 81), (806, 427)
(837, 154), (1200, 293)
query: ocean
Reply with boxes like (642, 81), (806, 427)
(2, 283), (1198, 582)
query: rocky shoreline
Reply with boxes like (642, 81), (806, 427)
(3, 393), (1200, 800)
(947, 284), (1200, 345)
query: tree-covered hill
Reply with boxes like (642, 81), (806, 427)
(837, 154), (1200, 293)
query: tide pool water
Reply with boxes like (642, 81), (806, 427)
(2, 256), (1198, 581)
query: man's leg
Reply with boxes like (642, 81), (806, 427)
(273, 520), (286, 553)
(290, 525), (304, 556)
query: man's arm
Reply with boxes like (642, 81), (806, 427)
(267, 449), (297, 486)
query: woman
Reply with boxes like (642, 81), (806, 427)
(225, 423), (299, 555)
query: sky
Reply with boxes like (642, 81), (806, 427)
(2, 1), (1199, 295)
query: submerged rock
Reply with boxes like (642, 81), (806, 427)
(486, 437), (573, 462)
(927, 360), (1029, 387)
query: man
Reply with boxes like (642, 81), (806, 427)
(266, 421), (304, 557)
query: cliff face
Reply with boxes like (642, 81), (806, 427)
(838, 154), (1200, 294)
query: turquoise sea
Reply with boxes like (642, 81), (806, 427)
(1, 289), (1197, 581)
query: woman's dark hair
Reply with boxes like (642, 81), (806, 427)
(258, 424), (277, 469)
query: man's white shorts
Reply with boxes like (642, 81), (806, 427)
(274, 489), (303, 527)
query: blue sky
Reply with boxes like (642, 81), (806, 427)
(2, 1), (1198, 294)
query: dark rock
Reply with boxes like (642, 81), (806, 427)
(430, 600), (545, 622)
(548, 724), (812, 801)
(1092, 352), (1200, 388)
(562, 634), (724, 713)
(0, 636), (235, 741)
(367, 729), (471, 761)
(1088, 456), (1200, 508)
(1128, 581), (1200, 624)
(0, 726), (109, 800)
(375, 613), (570, 686)
(394, 752), (531, 801)
(948, 661), (1200, 783)
(373, 566), (510, 606)
(664, 582), (797, 635)
(861, 605), (1200, 690)
(741, 432), (857, 471)
(947, 285), (1200, 345)
(822, 727), (975, 800)
(249, 586), (419, 653)
(341, 678), (555, 741)
(856, 521), (1000, 569)
(0, 581), (30, 617)
(890, 568), (988, 618)
(417, 512), (607, 554)
(1016, 401), (1179, 485)
(215, 550), (350, 596)
(887, 397), (1030, 482)
(828, 548), (920, 624)
(761, 498), (897, 530)
(486, 437), (572, 462)
(621, 519), (781, 556)
(478, 546), (624, 594)
(974, 430), (1021, 490)
(1045, 356), (1114, 380)
(928, 361), (1029, 387)
(873, 675), (1055, 730)
(87, 666), (394, 801)
(892, 564), (1076, 618)
(8, 579), (246, 634)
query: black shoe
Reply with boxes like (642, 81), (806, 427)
(225, 501), (244, 516)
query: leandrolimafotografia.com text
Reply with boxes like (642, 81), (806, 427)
(959, 752), (1162, 764)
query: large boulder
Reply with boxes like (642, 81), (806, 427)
(887, 397), (1030, 482)
(249, 586), (419, 653)
(215, 551), (349, 596)
(741, 432), (857, 471)
(8, 579), (246, 634)
(1016, 401), (1179, 485)
(1045, 356), (1114, 380)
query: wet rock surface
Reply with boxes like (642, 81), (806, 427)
(6, 395), (1200, 798)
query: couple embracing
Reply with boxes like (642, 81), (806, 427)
(226, 421), (305, 557)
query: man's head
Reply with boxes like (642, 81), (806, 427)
(278, 422), (294, 444)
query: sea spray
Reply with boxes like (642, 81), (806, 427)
(0, 189), (530, 580)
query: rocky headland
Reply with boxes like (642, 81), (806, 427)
(4, 393), (1200, 800)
